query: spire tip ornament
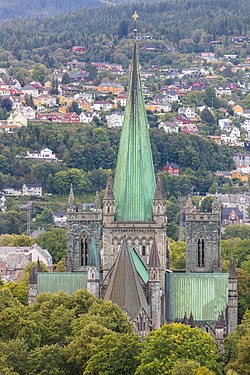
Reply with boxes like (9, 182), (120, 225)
(132, 11), (139, 37)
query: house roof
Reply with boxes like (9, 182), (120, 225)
(222, 207), (243, 220)
(104, 239), (150, 320)
(4, 252), (29, 269)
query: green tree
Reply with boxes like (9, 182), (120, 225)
(201, 108), (214, 124)
(36, 228), (67, 262)
(61, 72), (70, 84)
(31, 64), (47, 84)
(84, 333), (141, 375)
(224, 310), (250, 375)
(169, 240), (186, 269)
(135, 323), (222, 375)
(27, 344), (67, 375)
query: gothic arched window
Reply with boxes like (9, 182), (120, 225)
(198, 238), (205, 267)
(142, 245), (146, 256)
(81, 236), (89, 266)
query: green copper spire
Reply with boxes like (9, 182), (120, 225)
(113, 40), (156, 221)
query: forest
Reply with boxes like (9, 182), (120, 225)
(0, 0), (249, 69)
(0, 282), (249, 374)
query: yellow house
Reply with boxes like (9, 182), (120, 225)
(231, 170), (248, 182)
(233, 105), (243, 117)
(7, 113), (27, 127)
(44, 81), (52, 89)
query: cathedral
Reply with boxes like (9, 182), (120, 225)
(29, 19), (238, 339)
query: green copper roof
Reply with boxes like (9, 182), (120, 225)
(113, 42), (156, 221)
(87, 238), (99, 267)
(166, 273), (229, 322)
(130, 247), (149, 284)
(37, 272), (87, 295)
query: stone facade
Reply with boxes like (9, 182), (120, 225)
(66, 203), (102, 272)
(186, 199), (221, 273)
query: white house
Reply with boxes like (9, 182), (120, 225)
(22, 85), (39, 97)
(3, 187), (22, 196)
(241, 119), (250, 132)
(114, 93), (127, 107)
(53, 211), (67, 226)
(93, 101), (113, 111)
(178, 107), (196, 119)
(80, 111), (100, 124)
(15, 106), (36, 120)
(216, 86), (232, 96)
(22, 183), (42, 196)
(106, 112), (124, 128)
(25, 148), (58, 162)
(242, 109), (250, 119)
(218, 118), (232, 130)
(158, 121), (179, 133)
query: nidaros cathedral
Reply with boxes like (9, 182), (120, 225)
(29, 14), (238, 339)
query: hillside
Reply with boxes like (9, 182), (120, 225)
(0, 0), (103, 21)
(0, 0), (249, 69)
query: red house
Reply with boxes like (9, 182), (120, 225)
(72, 46), (86, 53)
(162, 163), (180, 175)
(37, 112), (64, 122)
(63, 112), (80, 123)
(181, 123), (198, 133)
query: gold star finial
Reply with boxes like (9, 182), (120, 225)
(132, 11), (139, 22)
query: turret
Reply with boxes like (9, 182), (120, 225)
(28, 259), (41, 304)
(215, 312), (226, 347)
(67, 183), (75, 213)
(87, 238), (100, 298)
(103, 175), (115, 223)
(227, 259), (238, 334)
(182, 312), (189, 325)
(189, 312), (195, 328)
(153, 173), (165, 224)
(148, 238), (162, 329)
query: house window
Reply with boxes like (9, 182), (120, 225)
(81, 237), (89, 266)
(142, 245), (146, 256)
(198, 239), (205, 267)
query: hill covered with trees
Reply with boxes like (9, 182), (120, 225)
(0, 0), (249, 69)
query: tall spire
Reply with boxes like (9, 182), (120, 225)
(113, 14), (156, 222)
(148, 238), (161, 268)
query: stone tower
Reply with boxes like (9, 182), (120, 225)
(67, 185), (102, 272)
(185, 196), (221, 273)
(227, 259), (238, 333)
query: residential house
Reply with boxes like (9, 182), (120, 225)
(53, 211), (67, 227)
(22, 183), (42, 197)
(178, 107), (196, 119)
(242, 109), (250, 119)
(114, 93), (127, 107)
(22, 85), (39, 97)
(233, 153), (250, 167)
(221, 126), (243, 146)
(158, 121), (179, 133)
(25, 148), (58, 162)
(106, 112), (124, 128)
(0, 253), (29, 281)
(231, 170), (248, 183)
(93, 100), (113, 111)
(14, 106), (36, 120)
(7, 113), (27, 127)
(3, 187), (22, 195)
(34, 95), (57, 108)
(77, 99), (92, 112)
(79, 111), (100, 124)
(218, 118), (232, 130)
(96, 82), (124, 95)
(63, 112), (80, 123)
(201, 52), (216, 61)
(181, 123), (198, 133)
(161, 90), (179, 103)
(216, 86), (232, 96)
(222, 208), (243, 226)
(215, 171), (232, 179)
(219, 193), (250, 222)
(37, 112), (64, 122)
(233, 105), (244, 117)
(72, 46), (86, 53)
(162, 163), (180, 175)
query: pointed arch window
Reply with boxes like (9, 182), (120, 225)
(81, 236), (89, 266)
(142, 245), (146, 257)
(198, 238), (205, 267)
